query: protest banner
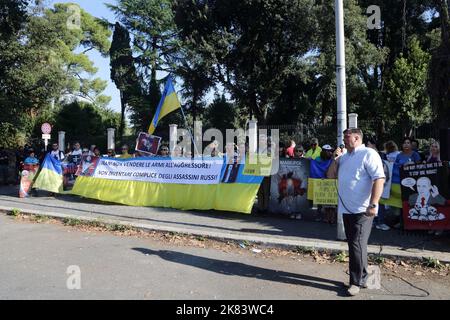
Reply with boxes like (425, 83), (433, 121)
(242, 154), (273, 177)
(312, 179), (338, 205)
(71, 156), (263, 214)
(268, 158), (309, 215)
(89, 158), (223, 184)
(400, 162), (450, 230)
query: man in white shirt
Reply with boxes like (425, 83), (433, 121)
(337, 128), (385, 296)
(49, 143), (65, 161)
(69, 142), (83, 164)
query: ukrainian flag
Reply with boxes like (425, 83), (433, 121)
(148, 76), (181, 134)
(33, 153), (64, 193)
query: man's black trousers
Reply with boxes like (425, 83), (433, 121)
(343, 213), (374, 287)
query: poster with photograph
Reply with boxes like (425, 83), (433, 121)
(19, 164), (39, 198)
(400, 162), (450, 230)
(135, 132), (161, 155)
(76, 155), (100, 177)
(269, 158), (310, 215)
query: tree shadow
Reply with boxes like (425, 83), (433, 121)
(132, 247), (349, 297)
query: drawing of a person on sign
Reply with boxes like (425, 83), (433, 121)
(404, 177), (446, 221)
(136, 132), (161, 155)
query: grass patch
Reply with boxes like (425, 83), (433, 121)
(33, 215), (49, 223)
(107, 224), (130, 232)
(333, 251), (348, 263)
(369, 254), (385, 265)
(85, 220), (103, 228)
(8, 208), (21, 217)
(63, 218), (82, 227)
(422, 257), (443, 269)
(294, 246), (316, 255)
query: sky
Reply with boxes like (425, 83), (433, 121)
(49, 0), (121, 113)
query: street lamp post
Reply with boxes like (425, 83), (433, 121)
(336, 0), (347, 146)
(335, 0), (347, 241)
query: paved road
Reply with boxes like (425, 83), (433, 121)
(1, 214), (449, 300)
(1, 185), (449, 262)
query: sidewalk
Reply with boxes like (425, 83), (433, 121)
(1, 185), (450, 262)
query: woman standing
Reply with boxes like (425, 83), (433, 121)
(393, 137), (421, 184)
(390, 137), (421, 229)
(427, 141), (441, 163)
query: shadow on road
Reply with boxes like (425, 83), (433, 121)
(132, 247), (349, 297)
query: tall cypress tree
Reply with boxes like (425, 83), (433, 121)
(110, 22), (141, 137)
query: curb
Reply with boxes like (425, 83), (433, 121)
(1, 205), (449, 263)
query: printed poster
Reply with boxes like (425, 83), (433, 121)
(269, 158), (309, 215)
(400, 162), (450, 230)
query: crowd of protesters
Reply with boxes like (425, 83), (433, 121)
(273, 135), (445, 235)
(0, 134), (445, 235)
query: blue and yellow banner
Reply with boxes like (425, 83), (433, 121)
(33, 153), (64, 193)
(71, 156), (263, 214)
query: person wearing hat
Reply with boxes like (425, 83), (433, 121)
(24, 149), (39, 165)
(305, 138), (322, 160)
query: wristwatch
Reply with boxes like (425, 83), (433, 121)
(368, 204), (377, 209)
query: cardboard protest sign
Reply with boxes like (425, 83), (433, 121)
(19, 164), (39, 198)
(312, 179), (338, 205)
(400, 162), (450, 230)
(269, 158), (309, 215)
(76, 155), (100, 177)
(135, 132), (161, 155)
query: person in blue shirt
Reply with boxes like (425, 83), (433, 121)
(23, 150), (39, 165)
(392, 137), (421, 184)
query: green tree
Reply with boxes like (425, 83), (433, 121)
(0, 0), (28, 40)
(29, 3), (112, 107)
(0, 2), (113, 147)
(203, 95), (238, 133)
(429, 0), (450, 128)
(53, 101), (120, 150)
(107, 0), (179, 131)
(110, 22), (142, 138)
(386, 38), (432, 136)
(311, 0), (387, 127)
(174, 0), (318, 124)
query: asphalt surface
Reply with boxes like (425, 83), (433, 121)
(1, 214), (449, 300)
(1, 185), (450, 262)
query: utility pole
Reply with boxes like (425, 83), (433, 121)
(335, 0), (347, 241)
(336, 0), (347, 146)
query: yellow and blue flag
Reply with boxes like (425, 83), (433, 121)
(33, 153), (64, 193)
(148, 76), (181, 134)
